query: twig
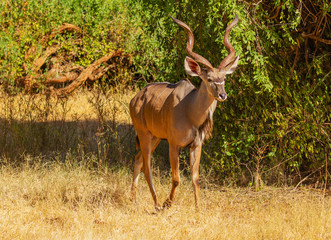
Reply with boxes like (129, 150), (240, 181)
(323, 150), (329, 197)
(253, 0), (263, 29)
(302, 32), (331, 45)
(262, 153), (299, 174)
(308, 0), (318, 14)
(301, 1), (316, 22)
(240, 162), (254, 184)
(266, 3), (284, 20)
(314, 11), (324, 36)
(292, 165), (325, 191)
(289, 40), (301, 81)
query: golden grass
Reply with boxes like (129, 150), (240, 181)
(0, 88), (136, 123)
(0, 159), (330, 240)
(0, 88), (138, 161)
(0, 88), (330, 239)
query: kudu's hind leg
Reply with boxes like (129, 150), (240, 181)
(163, 144), (180, 208)
(141, 134), (161, 209)
(131, 151), (143, 202)
(131, 134), (160, 207)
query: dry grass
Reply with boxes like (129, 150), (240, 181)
(0, 88), (136, 122)
(0, 89), (330, 239)
(0, 88), (137, 162)
(0, 160), (330, 240)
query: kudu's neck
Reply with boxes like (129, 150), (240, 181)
(188, 81), (217, 127)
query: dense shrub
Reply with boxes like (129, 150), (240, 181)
(130, 0), (330, 186)
(0, 0), (329, 186)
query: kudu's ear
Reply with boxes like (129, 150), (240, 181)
(184, 56), (201, 77)
(224, 55), (240, 75)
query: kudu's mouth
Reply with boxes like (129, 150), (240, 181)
(213, 82), (227, 101)
(216, 93), (227, 101)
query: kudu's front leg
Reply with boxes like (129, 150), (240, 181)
(190, 145), (202, 209)
(163, 144), (180, 208)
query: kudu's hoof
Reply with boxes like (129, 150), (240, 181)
(155, 203), (163, 211)
(162, 199), (172, 209)
(130, 194), (136, 203)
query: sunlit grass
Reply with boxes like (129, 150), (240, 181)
(0, 88), (136, 123)
(0, 157), (330, 240)
(0, 88), (330, 239)
(0, 88), (138, 162)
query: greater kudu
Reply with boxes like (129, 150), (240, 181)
(130, 15), (239, 209)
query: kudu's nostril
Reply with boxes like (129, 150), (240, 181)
(220, 93), (227, 100)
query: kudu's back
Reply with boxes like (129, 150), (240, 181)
(129, 79), (196, 146)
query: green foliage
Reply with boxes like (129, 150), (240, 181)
(0, 0), (135, 87)
(128, 0), (330, 186)
(0, 0), (330, 186)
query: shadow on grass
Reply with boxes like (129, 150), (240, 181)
(0, 118), (131, 163)
(0, 117), (172, 169)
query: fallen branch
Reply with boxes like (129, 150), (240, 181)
(41, 23), (82, 44)
(50, 50), (125, 97)
(302, 32), (331, 44)
(18, 23), (132, 95)
(45, 72), (80, 84)
(24, 23), (82, 92)
(88, 64), (115, 81)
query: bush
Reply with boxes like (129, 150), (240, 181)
(126, 0), (330, 186)
(0, 0), (330, 186)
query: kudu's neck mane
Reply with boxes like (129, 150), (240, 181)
(188, 81), (217, 146)
(189, 81), (216, 125)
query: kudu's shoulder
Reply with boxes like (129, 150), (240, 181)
(145, 78), (195, 91)
(131, 79), (196, 103)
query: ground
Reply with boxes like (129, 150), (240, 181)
(0, 89), (330, 239)
(0, 161), (330, 240)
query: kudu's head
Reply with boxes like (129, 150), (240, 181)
(171, 15), (239, 101)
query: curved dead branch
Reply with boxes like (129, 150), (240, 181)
(41, 23), (82, 44)
(23, 23), (82, 92)
(45, 72), (80, 84)
(266, 3), (284, 20)
(50, 50), (125, 97)
(302, 32), (331, 45)
(24, 46), (60, 90)
(21, 21), (131, 96)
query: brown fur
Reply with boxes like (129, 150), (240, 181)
(130, 15), (239, 209)
(190, 108), (214, 149)
(199, 110), (213, 141)
(135, 136), (140, 150)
